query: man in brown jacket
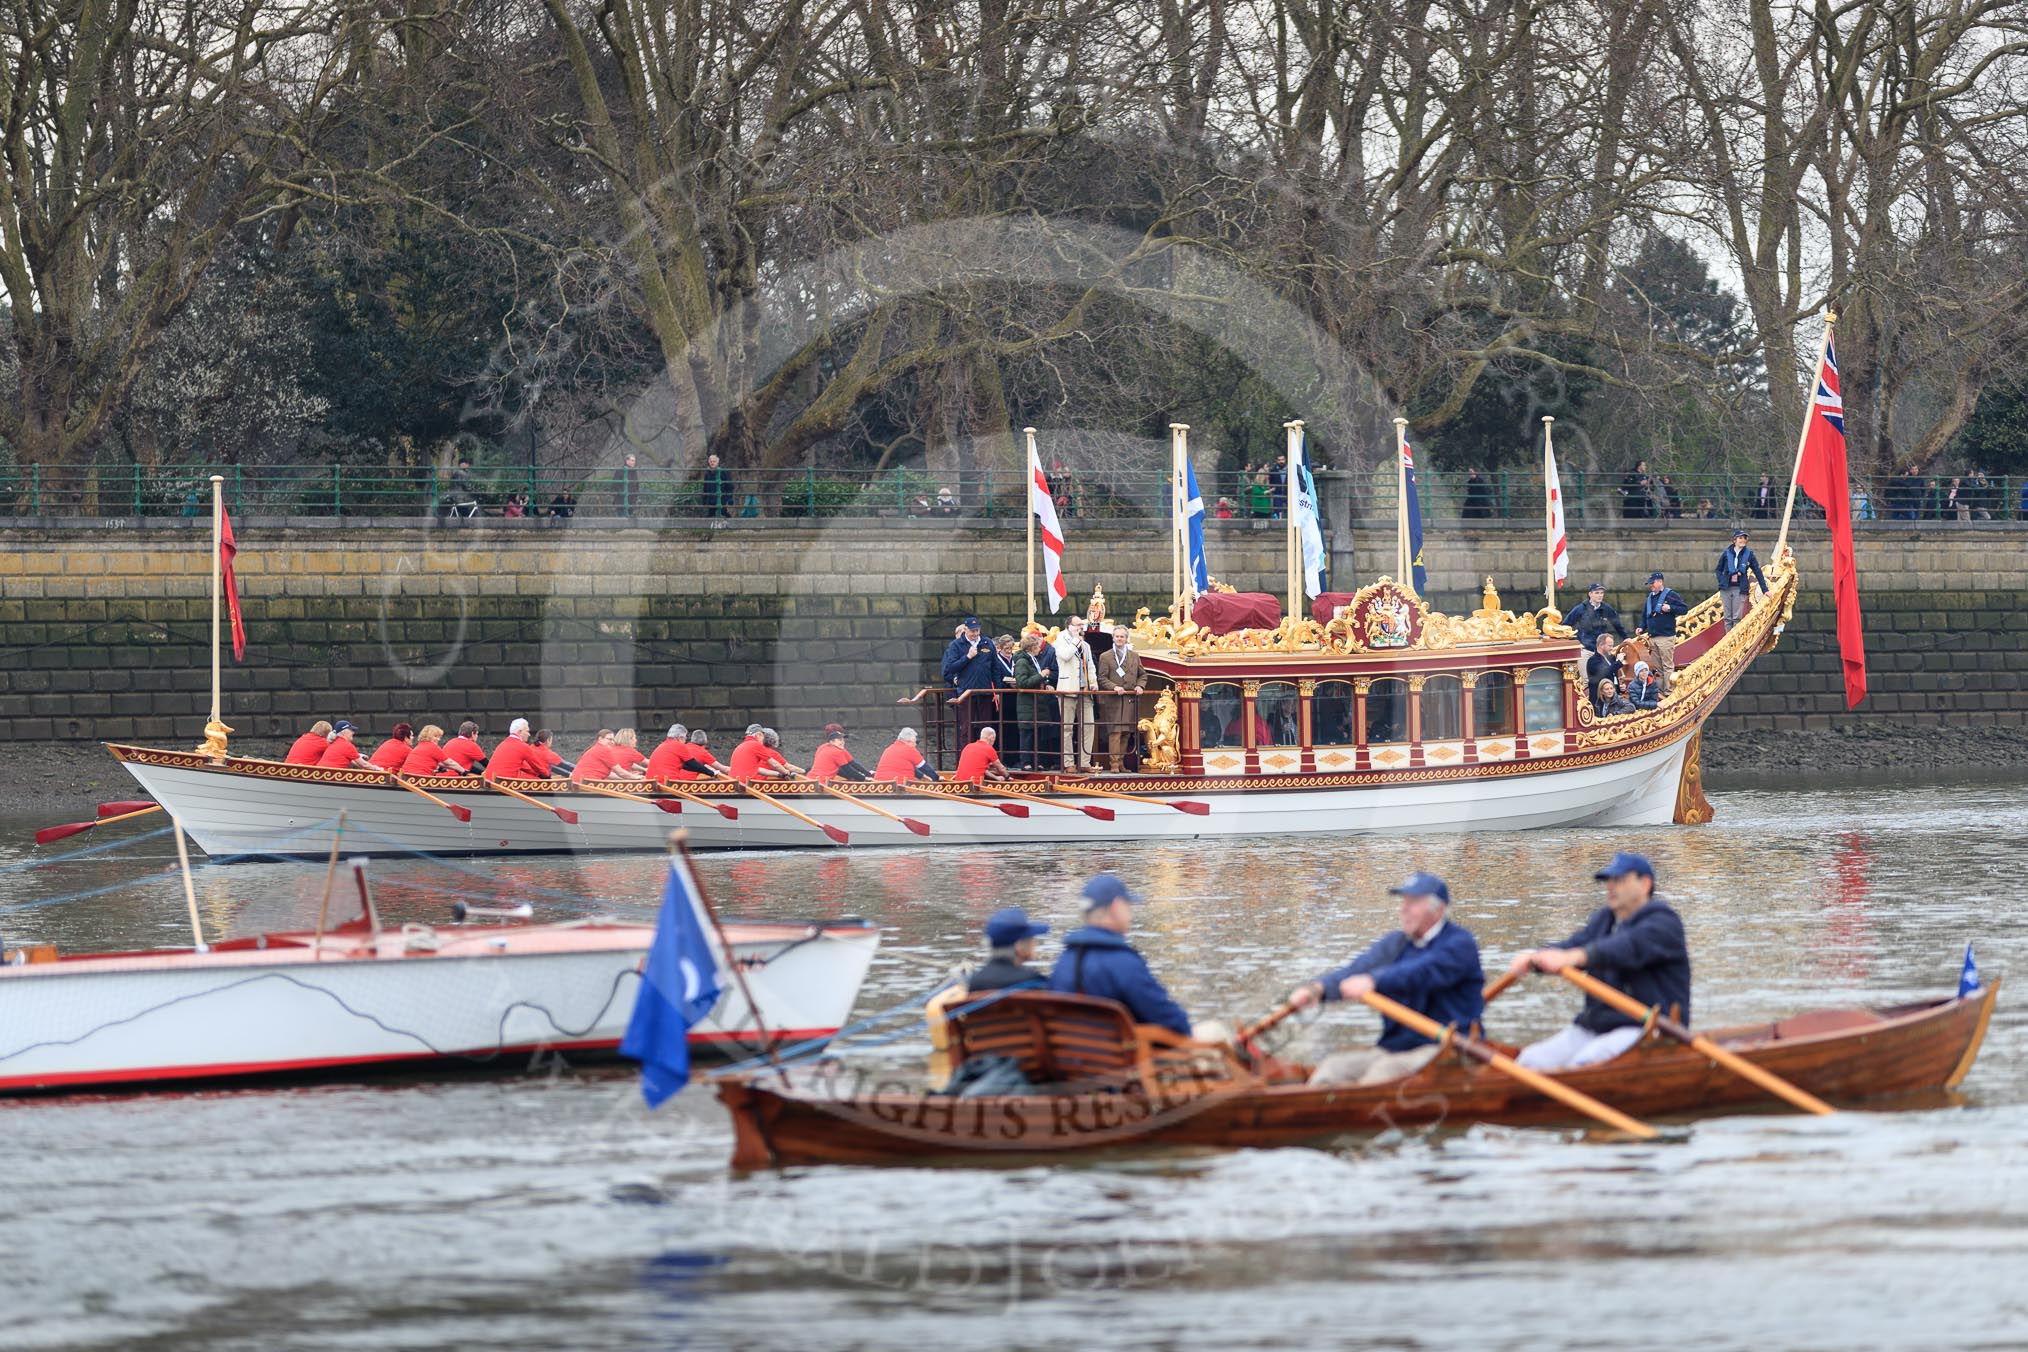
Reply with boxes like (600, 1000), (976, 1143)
(1095, 627), (1146, 770)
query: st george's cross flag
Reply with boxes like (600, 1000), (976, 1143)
(1545, 440), (1569, 590)
(1797, 331), (1868, 708)
(1029, 441), (1068, 613)
(620, 853), (725, 1107)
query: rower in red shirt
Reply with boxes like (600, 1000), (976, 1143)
(367, 723), (415, 771)
(529, 729), (566, 777)
(809, 725), (872, 782)
(442, 721), (488, 773)
(316, 722), (374, 769)
(646, 723), (695, 782)
(400, 725), (455, 775)
(666, 729), (721, 780)
(571, 730), (618, 783)
(873, 728), (940, 782)
(952, 727), (1010, 783)
(484, 719), (545, 780)
(603, 728), (649, 780)
(284, 721), (333, 764)
(728, 726), (804, 782)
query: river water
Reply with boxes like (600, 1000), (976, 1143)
(2, 776), (2023, 1351)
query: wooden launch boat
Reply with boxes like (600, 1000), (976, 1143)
(0, 861), (879, 1095)
(93, 558), (1797, 860)
(713, 983), (1999, 1170)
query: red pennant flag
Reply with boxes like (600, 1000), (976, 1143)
(220, 507), (247, 662)
(1795, 332), (1865, 707)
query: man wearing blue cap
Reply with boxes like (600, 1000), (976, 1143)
(1047, 874), (1193, 1038)
(1506, 851), (1691, 1071)
(1286, 872), (1485, 1086)
(1561, 583), (1627, 653)
(942, 617), (999, 752)
(1635, 572), (1690, 696)
(968, 907), (1050, 993)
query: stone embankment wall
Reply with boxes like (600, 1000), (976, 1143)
(0, 517), (2018, 752)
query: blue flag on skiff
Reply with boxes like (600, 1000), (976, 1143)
(1959, 943), (1980, 1000)
(621, 855), (725, 1107)
(1183, 456), (1210, 595)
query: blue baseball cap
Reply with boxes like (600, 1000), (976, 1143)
(985, 906), (1050, 947)
(963, 616), (981, 629)
(1594, 851), (1655, 881)
(1387, 871), (1452, 904)
(1081, 873), (1144, 909)
(1647, 571), (1667, 583)
(331, 720), (356, 733)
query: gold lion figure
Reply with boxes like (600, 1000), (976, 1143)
(1137, 689), (1181, 771)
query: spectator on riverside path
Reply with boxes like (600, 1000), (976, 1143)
(400, 725), (456, 776)
(702, 454), (733, 518)
(1619, 460), (1653, 519)
(620, 454), (642, 517)
(1463, 468), (1495, 519)
(368, 724), (416, 771)
(285, 721), (334, 765)
(1562, 583), (1628, 653)
(1715, 528), (1769, 625)
(1748, 473), (1776, 519)
(547, 488), (577, 521)
(1851, 484), (1875, 521)
(1216, 497), (1234, 519)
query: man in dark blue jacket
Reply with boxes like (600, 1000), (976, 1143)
(1635, 572), (1690, 696)
(1048, 873), (1194, 1038)
(941, 616), (999, 749)
(1714, 528), (1769, 625)
(1506, 851), (1691, 1071)
(1561, 583), (1628, 653)
(1286, 872), (1485, 1085)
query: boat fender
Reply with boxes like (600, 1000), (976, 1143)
(401, 923), (442, 954)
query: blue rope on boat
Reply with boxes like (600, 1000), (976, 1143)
(3, 825), (178, 872)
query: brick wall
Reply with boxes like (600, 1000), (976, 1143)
(0, 517), (2018, 748)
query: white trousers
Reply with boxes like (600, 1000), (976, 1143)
(1515, 1023), (1643, 1071)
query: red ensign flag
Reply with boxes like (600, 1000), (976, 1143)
(1796, 333), (1866, 707)
(220, 507), (247, 661)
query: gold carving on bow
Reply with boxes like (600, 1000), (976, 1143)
(1137, 689), (1180, 772)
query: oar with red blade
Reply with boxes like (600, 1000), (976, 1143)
(36, 805), (163, 845)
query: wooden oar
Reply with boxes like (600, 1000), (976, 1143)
(1050, 779), (1211, 816)
(386, 770), (474, 822)
(736, 781), (849, 845)
(988, 785), (1115, 821)
(36, 805), (164, 845)
(657, 781), (739, 820)
(1236, 1000), (1302, 1045)
(486, 777), (579, 825)
(1359, 989), (1658, 1139)
(1482, 968), (1527, 1003)
(98, 800), (160, 818)
(1557, 967), (1835, 1116)
(898, 782), (1029, 818)
(572, 779), (684, 814)
(792, 778), (931, 836)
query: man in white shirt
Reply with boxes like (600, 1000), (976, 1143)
(1051, 617), (1098, 770)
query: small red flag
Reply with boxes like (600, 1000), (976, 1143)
(220, 507), (247, 662)
(1796, 332), (1865, 707)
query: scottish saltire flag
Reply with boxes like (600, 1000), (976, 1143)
(1295, 430), (1327, 596)
(1183, 456), (1210, 595)
(620, 855), (725, 1107)
(1796, 327), (1867, 707)
(1402, 441), (1427, 595)
(1959, 944), (1980, 1000)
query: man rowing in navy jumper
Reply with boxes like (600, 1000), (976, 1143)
(1506, 851), (1691, 1071)
(1049, 873), (1195, 1039)
(1286, 872), (1485, 1085)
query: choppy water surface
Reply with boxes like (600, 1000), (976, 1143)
(3, 778), (2025, 1351)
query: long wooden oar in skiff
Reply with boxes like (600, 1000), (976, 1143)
(1246, 966), (1526, 1047)
(485, 777), (579, 825)
(734, 781), (848, 845)
(1481, 968), (1528, 1004)
(571, 779), (684, 814)
(1046, 778), (1211, 816)
(656, 781), (739, 820)
(1359, 989), (1658, 1139)
(789, 778), (930, 836)
(35, 805), (165, 845)
(386, 770), (473, 822)
(897, 782), (1029, 818)
(1557, 967), (1835, 1116)
(985, 785), (1114, 821)
(98, 800), (161, 818)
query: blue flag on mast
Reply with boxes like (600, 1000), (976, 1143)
(1183, 456), (1210, 595)
(620, 854), (725, 1107)
(1959, 943), (1980, 1000)
(1402, 440), (1427, 594)
(1295, 430), (1327, 596)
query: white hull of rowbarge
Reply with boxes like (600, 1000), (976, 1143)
(108, 733), (1694, 859)
(0, 918), (879, 1094)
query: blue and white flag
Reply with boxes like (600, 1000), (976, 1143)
(1959, 943), (1980, 1000)
(1295, 430), (1327, 597)
(620, 855), (725, 1107)
(1183, 456), (1210, 595)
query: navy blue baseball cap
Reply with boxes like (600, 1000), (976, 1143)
(963, 616), (981, 629)
(1594, 851), (1655, 881)
(1647, 571), (1667, 583)
(1586, 581), (1605, 592)
(331, 720), (356, 733)
(1388, 871), (1452, 904)
(985, 906), (1050, 947)
(1081, 873), (1144, 908)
